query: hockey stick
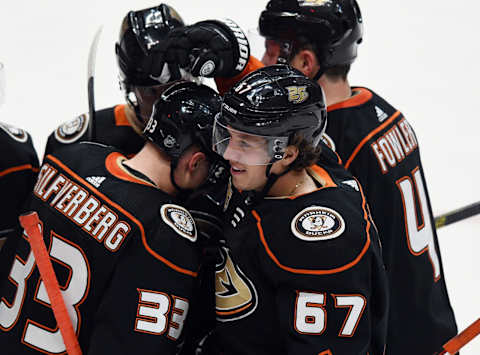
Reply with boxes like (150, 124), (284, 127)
(435, 201), (480, 229)
(19, 212), (83, 355)
(87, 25), (103, 141)
(434, 318), (480, 355)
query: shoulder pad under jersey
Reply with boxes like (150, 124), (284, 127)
(0, 121), (31, 144)
(253, 187), (373, 274)
(0, 122), (38, 169)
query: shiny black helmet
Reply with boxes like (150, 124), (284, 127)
(213, 64), (327, 166)
(144, 81), (222, 159)
(144, 81), (227, 192)
(116, 3), (184, 88)
(259, 0), (363, 70)
(115, 4), (188, 129)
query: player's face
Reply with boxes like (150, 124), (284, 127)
(222, 128), (270, 192)
(262, 39), (281, 65)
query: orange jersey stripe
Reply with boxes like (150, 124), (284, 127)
(114, 105), (131, 127)
(344, 111), (401, 169)
(105, 152), (155, 187)
(327, 87), (373, 112)
(0, 164), (39, 178)
(45, 154), (198, 278)
(286, 165), (338, 200)
(214, 56), (265, 96)
(252, 204), (371, 275)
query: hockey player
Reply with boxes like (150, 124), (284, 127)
(257, 2), (458, 353)
(44, 3), (189, 157)
(0, 62), (39, 253)
(0, 81), (223, 354)
(155, 1), (459, 353)
(199, 65), (387, 354)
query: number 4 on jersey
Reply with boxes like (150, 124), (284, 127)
(397, 167), (441, 280)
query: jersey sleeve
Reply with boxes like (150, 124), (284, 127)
(214, 56), (264, 95)
(87, 210), (202, 354)
(44, 113), (90, 157)
(255, 189), (388, 354)
(0, 124), (39, 233)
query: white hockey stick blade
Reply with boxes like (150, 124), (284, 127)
(87, 25), (103, 140)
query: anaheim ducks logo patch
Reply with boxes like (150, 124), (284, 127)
(215, 247), (258, 322)
(160, 204), (197, 242)
(0, 122), (28, 143)
(291, 206), (345, 241)
(54, 113), (89, 144)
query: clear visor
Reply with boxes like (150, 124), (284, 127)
(212, 115), (288, 166)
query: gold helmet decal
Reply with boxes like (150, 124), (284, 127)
(215, 247), (258, 322)
(286, 86), (309, 104)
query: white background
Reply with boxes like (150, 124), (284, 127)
(1, 1), (479, 353)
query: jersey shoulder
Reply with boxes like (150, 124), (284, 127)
(44, 105), (140, 156)
(255, 183), (373, 275)
(328, 87), (400, 131)
(0, 121), (39, 170)
(44, 144), (201, 276)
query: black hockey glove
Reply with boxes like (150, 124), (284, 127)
(150, 19), (250, 79)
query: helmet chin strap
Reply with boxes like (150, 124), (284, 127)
(312, 66), (326, 82)
(243, 162), (292, 206)
(169, 158), (192, 201)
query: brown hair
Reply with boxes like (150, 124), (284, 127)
(288, 133), (322, 171)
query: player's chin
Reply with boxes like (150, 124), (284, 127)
(231, 174), (251, 191)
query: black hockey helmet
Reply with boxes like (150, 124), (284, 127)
(144, 81), (227, 192)
(259, 0), (363, 72)
(213, 64), (327, 166)
(116, 4), (191, 130)
(144, 81), (222, 159)
(116, 3), (184, 88)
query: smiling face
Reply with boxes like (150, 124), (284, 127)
(213, 121), (280, 191)
(222, 127), (272, 191)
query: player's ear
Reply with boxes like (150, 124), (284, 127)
(281, 145), (299, 167)
(188, 151), (207, 172)
(291, 49), (320, 79)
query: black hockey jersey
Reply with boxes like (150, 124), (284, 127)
(44, 105), (145, 158)
(324, 87), (457, 354)
(0, 122), (39, 235)
(0, 143), (201, 354)
(209, 157), (388, 355)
